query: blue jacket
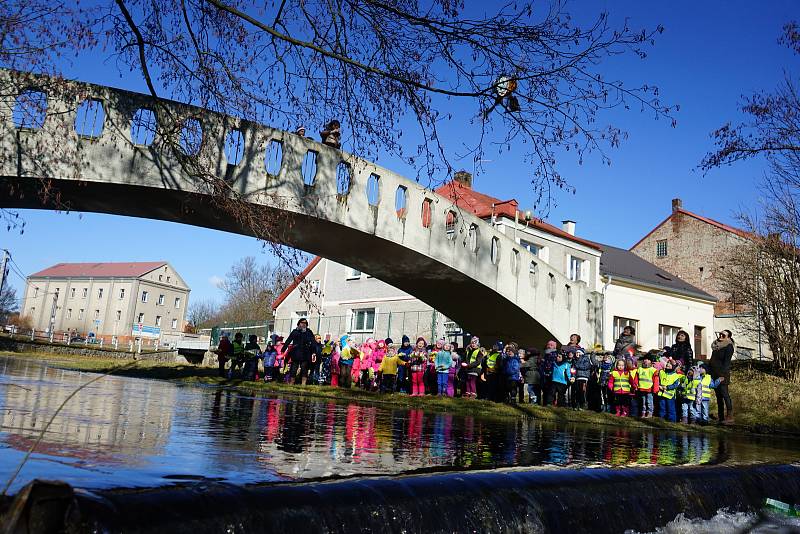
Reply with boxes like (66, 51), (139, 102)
(435, 350), (452, 372)
(552, 361), (572, 385)
(262, 348), (277, 367)
(504, 354), (521, 381)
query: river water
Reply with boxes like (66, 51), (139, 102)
(1, 354), (799, 498)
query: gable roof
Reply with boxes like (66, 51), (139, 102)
(631, 208), (751, 250)
(271, 256), (322, 311)
(434, 180), (600, 250)
(30, 261), (167, 279)
(599, 244), (716, 301)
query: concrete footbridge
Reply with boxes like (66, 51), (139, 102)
(0, 69), (598, 346)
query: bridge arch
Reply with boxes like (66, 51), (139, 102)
(0, 69), (600, 346)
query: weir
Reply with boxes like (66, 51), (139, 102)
(4, 463), (800, 533)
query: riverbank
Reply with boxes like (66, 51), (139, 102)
(7, 351), (799, 436)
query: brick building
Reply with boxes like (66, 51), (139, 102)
(631, 199), (768, 359)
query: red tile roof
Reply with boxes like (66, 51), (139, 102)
(271, 256), (322, 311)
(434, 180), (601, 250)
(630, 208), (752, 250)
(30, 261), (167, 279)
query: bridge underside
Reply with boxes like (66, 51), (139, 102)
(0, 177), (556, 347)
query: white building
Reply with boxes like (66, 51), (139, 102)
(273, 173), (716, 351)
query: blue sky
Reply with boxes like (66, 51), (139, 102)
(1, 1), (796, 307)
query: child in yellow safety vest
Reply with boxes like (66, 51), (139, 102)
(636, 355), (660, 418)
(686, 363), (725, 425)
(608, 359), (636, 417)
(657, 360), (682, 422)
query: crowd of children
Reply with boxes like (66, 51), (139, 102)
(215, 321), (732, 426)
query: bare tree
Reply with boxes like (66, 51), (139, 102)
(705, 22), (800, 381)
(216, 256), (293, 324)
(187, 298), (219, 329)
(0, 285), (17, 321)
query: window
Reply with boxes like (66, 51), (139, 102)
(67, 308), (72, 319)
(511, 249), (520, 275)
(169, 318), (177, 330)
(174, 297), (181, 309)
(302, 150), (318, 186)
(94, 309), (100, 319)
(656, 239), (668, 258)
(97, 288), (103, 299)
(520, 240), (539, 256)
(116, 310), (122, 321)
(155, 315), (162, 327)
(336, 162), (352, 195)
(78, 309), (84, 320)
(33, 287), (38, 298)
(529, 261), (539, 286)
(70, 288), (76, 298)
(158, 294), (165, 305)
(613, 317), (639, 343)
(266, 140), (284, 176)
(137, 312), (145, 323)
(446, 210), (457, 239)
(395, 186), (408, 218)
(82, 288), (88, 298)
(568, 256), (585, 282)
(141, 291), (149, 303)
(366, 173), (380, 206)
(131, 108), (156, 146)
(468, 224), (480, 253)
(490, 237), (500, 265)
(294, 310), (308, 320)
(351, 309), (375, 332)
(119, 288), (125, 299)
(346, 267), (362, 280)
(658, 324), (681, 348)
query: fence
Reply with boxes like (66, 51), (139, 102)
(1, 324), (163, 353)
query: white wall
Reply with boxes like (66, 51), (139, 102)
(603, 281), (715, 355)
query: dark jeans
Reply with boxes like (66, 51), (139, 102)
(339, 365), (352, 388)
(381, 374), (396, 393)
(715, 381), (733, 420)
(218, 357), (228, 377)
(289, 360), (309, 384)
(546, 382), (568, 407)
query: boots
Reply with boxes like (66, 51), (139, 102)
(681, 416), (688, 424)
(723, 408), (734, 425)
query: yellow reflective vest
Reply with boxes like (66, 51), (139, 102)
(486, 351), (500, 373)
(638, 367), (656, 392)
(610, 370), (631, 393)
(685, 374), (713, 401)
(658, 370), (681, 399)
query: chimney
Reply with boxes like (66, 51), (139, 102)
(672, 198), (682, 213)
(453, 170), (473, 188)
(561, 220), (576, 236)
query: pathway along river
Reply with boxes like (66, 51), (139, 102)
(1, 355), (800, 533)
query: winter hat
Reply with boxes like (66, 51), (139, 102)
(385, 338), (394, 345)
(401, 335), (410, 344)
(436, 338), (445, 349)
(470, 336), (480, 344)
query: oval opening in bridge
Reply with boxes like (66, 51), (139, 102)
(490, 237), (500, 265)
(395, 186), (408, 218)
(302, 150), (318, 186)
(421, 199), (433, 228)
(74, 99), (105, 138)
(445, 210), (457, 239)
(225, 129), (245, 165)
(366, 173), (380, 206)
(131, 108), (156, 146)
(565, 284), (572, 309)
(179, 118), (203, 156)
(13, 90), (48, 130)
(511, 249), (520, 274)
(529, 260), (538, 286)
(467, 224), (479, 253)
(265, 139), (283, 176)
(548, 273), (556, 299)
(337, 162), (352, 195)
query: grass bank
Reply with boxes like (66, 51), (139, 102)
(6, 352), (799, 436)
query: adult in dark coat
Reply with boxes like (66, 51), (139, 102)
(709, 329), (734, 424)
(284, 318), (317, 385)
(667, 330), (694, 368)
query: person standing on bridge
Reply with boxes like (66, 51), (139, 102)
(284, 318), (316, 385)
(320, 120), (341, 148)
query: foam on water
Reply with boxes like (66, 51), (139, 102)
(630, 509), (800, 534)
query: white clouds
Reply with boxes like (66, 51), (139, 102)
(208, 275), (224, 288)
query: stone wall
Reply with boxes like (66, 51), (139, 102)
(0, 336), (187, 363)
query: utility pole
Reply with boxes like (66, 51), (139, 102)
(0, 249), (9, 302)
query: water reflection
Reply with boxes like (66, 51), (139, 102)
(0, 355), (796, 492)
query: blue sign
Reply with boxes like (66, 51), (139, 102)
(131, 324), (161, 338)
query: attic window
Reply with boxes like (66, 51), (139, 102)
(656, 239), (667, 258)
(656, 273), (672, 281)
